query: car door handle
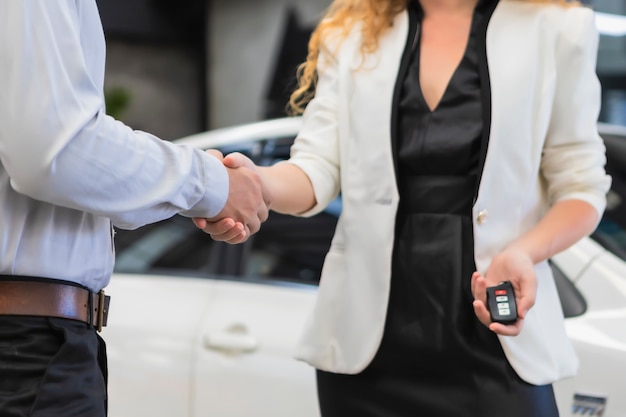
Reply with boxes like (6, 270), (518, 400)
(203, 323), (259, 354)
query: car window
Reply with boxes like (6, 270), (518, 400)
(243, 209), (337, 285)
(113, 215), (217, 276)
(113, 208), (337, 286)
(593, 131), (626, 261)
(550, 260), (587, 318)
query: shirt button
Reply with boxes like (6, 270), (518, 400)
(476, 209), (488, 225)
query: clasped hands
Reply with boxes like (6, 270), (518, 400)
(192, 150), (267, 244)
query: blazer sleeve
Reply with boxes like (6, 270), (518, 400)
(541, 7), (611, 219)
(285, 35), (344, 217)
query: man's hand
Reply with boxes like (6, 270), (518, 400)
(471, 248), (537, 336)
(193, 152), (270, 244)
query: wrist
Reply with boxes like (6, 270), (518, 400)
(500, 244), (539, 265)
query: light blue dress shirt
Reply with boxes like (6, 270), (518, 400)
(0, 0), (228, 291)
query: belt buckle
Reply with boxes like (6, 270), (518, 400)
(95, 290), (111, 332)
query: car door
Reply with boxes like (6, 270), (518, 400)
(191, 280), (319, 417)
(105, 274), (219, 417)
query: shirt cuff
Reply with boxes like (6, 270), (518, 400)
(180, 151), (229, 218)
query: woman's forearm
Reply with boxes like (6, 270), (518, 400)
(506, 199), (600, 264)
(259, 162), (317, 215)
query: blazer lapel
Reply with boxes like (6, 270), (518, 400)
(390, 5), (420, 179)
(473, 0), (500, 203)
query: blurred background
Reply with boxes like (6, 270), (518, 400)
(96, 0), (626, 139)
(94, 4), (626, 416)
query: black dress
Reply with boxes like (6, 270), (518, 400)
(316, 2), (561, 416)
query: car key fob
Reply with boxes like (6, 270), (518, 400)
(486, 281), (518, 324)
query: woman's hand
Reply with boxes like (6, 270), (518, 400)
(471, 247), (537, 336)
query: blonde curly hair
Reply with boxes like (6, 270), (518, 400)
(288, 0), (578, 115)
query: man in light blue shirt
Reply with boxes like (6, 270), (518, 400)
(0, 2), (270, 416)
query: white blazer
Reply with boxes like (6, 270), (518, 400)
(287, 0), (611, 385)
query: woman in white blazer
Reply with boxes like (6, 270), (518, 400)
(199, 0), (611, 414)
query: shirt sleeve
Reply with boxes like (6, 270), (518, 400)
(0, 0), (228, 229)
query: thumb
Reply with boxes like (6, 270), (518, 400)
(223, 152), (255, 170)
(192, 217), (207, 229)
(516, 294), (534, 320)
(515, 276), (536, 320)
(205, 149), (224, 160)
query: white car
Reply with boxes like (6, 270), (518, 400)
(106, 117), (626, 417)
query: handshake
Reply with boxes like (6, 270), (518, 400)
(192, 150), (272, 244)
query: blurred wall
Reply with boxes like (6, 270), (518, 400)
(104, 42), (203, 140)
(98, 0), (206, 141)
(208, 0), (626, 129)
(208, 0), (331, 128)
(596, 0), (626, 75)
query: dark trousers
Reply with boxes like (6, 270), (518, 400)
(0, 316), (107, 417)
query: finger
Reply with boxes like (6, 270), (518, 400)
(198, 218), (236, 236)
(207, 222), (245, 242)
(246, 217), (261, 236)
(192, 217), (207, 229)
(516, 295), (534, 320)
(518, 277), (536, 319)
(474, 300), (525, 335)
(258, 204), (270, 224)
(472, 273), (488, 305)
(470, 271), (481, 297)
(472, 300), (492, 328)
(489, 318), (524, 336)
(205, 149), (224, 160)
(225, 230), (249, 245)
(230, 225), (251, 244)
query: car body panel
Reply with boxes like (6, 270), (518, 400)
(552, 248), (626, 417)
(192, 280), (319, 417)
(551, 237), (606, 283)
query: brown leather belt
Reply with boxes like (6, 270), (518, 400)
(0, 279), (111, 332)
